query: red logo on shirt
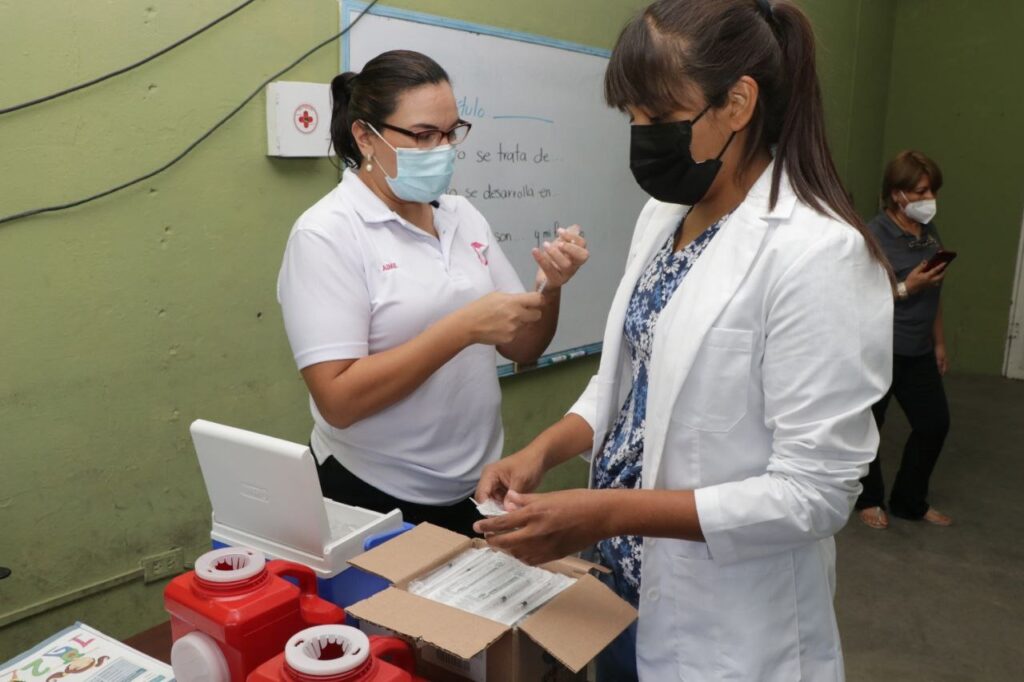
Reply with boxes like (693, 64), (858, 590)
(470, 241), (489, 266)
(382, 262), (398, 271)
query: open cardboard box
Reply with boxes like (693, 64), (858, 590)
(346, 523), (637, 682)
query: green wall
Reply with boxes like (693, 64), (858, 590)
(0, 0), (345, 653)
(0, 0), (955, 658)
(801, 0), (896, 218)
(881, 0), (1024, 374)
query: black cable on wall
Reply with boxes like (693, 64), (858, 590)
(0, 0), (259, 116)
(0, 0), (381, 227)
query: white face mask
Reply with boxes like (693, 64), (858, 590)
(901, 192), (937, 224)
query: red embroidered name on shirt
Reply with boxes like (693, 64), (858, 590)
(382, 262), (398, 271)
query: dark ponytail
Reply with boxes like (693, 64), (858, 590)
(767, 4), (874, 242)
(330, 72), (360, 167)
(329, 50), (450, 169)
(604, 0), (887, 267)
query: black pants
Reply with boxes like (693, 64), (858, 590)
(315, 453), (480, 537)
(856, 351), (950, 519)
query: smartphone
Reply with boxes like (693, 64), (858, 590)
(925, 249), (957, 271)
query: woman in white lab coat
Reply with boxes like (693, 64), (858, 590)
(475, 1), (893, 680)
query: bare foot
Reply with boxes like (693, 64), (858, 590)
(922, 507), (953, 526)
(858, 506), (889, 530)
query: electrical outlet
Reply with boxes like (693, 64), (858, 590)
(141, 548), (184, 583)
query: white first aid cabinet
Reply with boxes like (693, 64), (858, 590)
(266, 81), (334, 157)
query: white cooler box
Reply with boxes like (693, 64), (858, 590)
(191, 419), (409, 607)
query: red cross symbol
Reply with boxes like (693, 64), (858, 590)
(293, 104), (318, 134)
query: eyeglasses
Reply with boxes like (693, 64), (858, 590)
(368, 120), (472, 149)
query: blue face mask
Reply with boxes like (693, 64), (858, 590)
(367, 123), (456, 203)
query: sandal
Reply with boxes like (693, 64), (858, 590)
(922, 507), (953, 526)
(858, 506), (889, 530)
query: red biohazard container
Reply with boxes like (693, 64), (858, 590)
(165, 547), (346, 682)
(247, 625), (427, 682)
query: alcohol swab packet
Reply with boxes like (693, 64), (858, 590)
(471, 497), (509, 517)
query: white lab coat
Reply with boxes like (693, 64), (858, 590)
(570, 164), (893, 681)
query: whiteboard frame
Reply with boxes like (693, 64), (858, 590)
(340, 0), (611, 377)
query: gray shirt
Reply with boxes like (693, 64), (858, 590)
(867, 212), (943, 357)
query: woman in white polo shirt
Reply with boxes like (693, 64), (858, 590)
(277, 50), (588, 535)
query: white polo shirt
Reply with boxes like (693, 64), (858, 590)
(277, 170), (525, 505)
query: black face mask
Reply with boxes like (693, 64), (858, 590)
(629, 106), (735, 206)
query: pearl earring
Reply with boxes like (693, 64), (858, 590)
(365, 154), (374, 172)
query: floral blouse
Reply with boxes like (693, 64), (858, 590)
(592, 213), (728, 606)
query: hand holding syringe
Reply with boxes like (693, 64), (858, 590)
(533, 225), (589, 294)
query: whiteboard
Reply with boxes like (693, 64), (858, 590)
(341, 2), (647, 375)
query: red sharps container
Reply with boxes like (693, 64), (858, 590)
(247, 625), (426, 682)
(165, 547), (345, 682)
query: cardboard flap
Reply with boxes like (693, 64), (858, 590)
(347, 587), (509, 660)
(347, 522), (471, 585)
(518, 574), (638, 673)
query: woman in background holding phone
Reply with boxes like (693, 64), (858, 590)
(857, 150), (955, 529)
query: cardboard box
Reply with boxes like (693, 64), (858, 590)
(346, 523), (637, 682)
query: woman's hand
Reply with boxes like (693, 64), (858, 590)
(455, 292), (545, 346)
(904, 259), (947, 295)
(475, 448), (548, 506)
(935, 343), (949, 376)
(473, 489), (615, 565)
(532, 226), (589, 292)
